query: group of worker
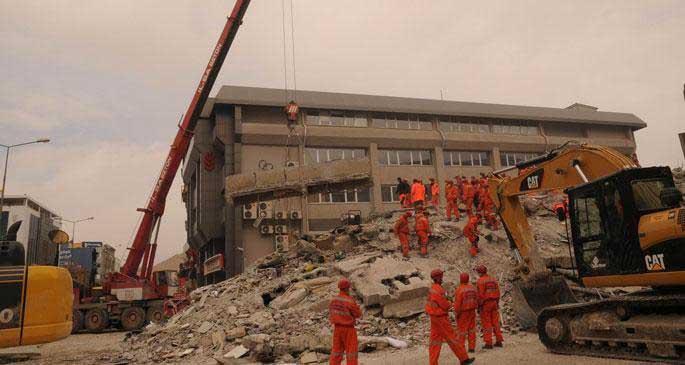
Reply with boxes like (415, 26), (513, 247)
(394, 209), (432, 257)
(329, 264), (503, 365)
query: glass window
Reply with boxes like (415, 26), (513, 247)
(320, 193), (331, 203)
(305, 110), (319, 125)
(398, 150), (412, 165)
(305, 148), (318, 164)
(377, 151), (389, 165)
(330, 111), (345, 126)
(354, 113), (368, 127)
(420, 151), (431, 165)
(328, 149), (343, 162)
(492, 124), (503, 134)
(381, 185), (393, 202)
(396, 114), (410, 129)
(575, 196), (603, 239)
(479, 152), (490, 166)
(331, 191), (346, 203)
(460, 152), (473, 166)
(444, 151), (453, 166)
(631, 179), (674, 212)
(371, 113), (386, 128)
(345, 190), (356, 202)
(352, 149), (365, 158)
(388, 150), (399, 165)
(357, 188), (371, 202)
(510, 122), (521, 135)
(410, 150), (422, 165)
(319, 111), (331, 125)
(478, 123), (490, 133)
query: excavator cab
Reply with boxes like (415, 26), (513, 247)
(567, 166), (684, 286)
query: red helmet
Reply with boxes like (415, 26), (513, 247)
(403, 211), (413, 217)
(475, 265), (487, 275)
(430, 269), (444, 281)
(460, 272), (470, 284)
(338, 278), (351, 290)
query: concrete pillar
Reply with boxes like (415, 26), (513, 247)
(492, 146), (502, 170)
(679, 133), (685, 161)
(433, 146), (447, 206)
(369, 143), (383, 212)
(298, 143), (310, 233)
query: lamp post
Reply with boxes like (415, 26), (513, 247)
(60, 217), (95, 245)
(0, 138), (50, 239)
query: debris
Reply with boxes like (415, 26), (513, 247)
(225, 325), (247, 340)
(223, 345), (249, 359)
(196, 321), (213, 334)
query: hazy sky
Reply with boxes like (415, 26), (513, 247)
(1, 1), (684, 263)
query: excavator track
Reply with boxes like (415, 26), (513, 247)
(538, 292), (685, 364)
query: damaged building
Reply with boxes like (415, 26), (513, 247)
(182, 85), (645, 284)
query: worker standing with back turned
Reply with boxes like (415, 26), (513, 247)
(415, 210), (431, 257)
(430, 178), (440, 207)
(445, 180), (460, 221)
(394, 211), (413, 258)
(329, 278), (362, 365)
(454, 272), (478, 353)
(426, 269), (474, 365)
(476, 265), (504, 349)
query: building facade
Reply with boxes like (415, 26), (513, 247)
(0, 195), (61, 265)
(183, 85), (645, 284)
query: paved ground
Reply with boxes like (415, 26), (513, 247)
(0, 331), (640, 365)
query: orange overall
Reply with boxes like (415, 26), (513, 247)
(477, 274), (504, 346)
(463, 215), (480, 257)
(445, 183), (459, 221)
(329, 291), (362, 365)
(412, 182), (426, 206)
(454, 283), (478, 352)
(430, 182), (440, 207)
(462, 183), (475, 217)
(478, 189), (498, 230)
(394, 214), (411, 257)
(426, 283), (469, 365)
(415, 213), (430, 256)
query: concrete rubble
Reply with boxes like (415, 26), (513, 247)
(118, 192), (596, 364)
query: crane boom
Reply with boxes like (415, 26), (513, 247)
(120, 0), (252, 278)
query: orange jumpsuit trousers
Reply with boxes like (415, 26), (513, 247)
(457, 311), (476, 352)
(480, 300), (504, 346)
(429, 315), (468, 365)
(330, 325), (358, 365)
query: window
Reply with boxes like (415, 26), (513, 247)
(439, 118), (490, 134)
(305, 148), (366, 165)
(370, 113), (433, 130)
(500, 152), (539, 167)
(492, 120), (539, 135)
(310, 188), (372, 204)
(305, 110), (367, 127)
(444, 151), (491, 167)
(381, 185), (400, 202)
(631, 179), (676, 212)
(574, 196), (603, 240)
(379, 149), (432, 166)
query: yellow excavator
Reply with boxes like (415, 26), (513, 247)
(0, 222), (73, 348)
(489, 142), (685, 363)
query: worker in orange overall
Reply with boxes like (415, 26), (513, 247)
(426, 269), (474, 365)
(415, 210), (431, 256)
(463, 214), (481, 257)
(462, 180), (475, 217)
(454, 272), (478, 353)
(445, 180), (460, 221)
(329, 278), (362, 365)
(476, 265), (504, 349)
(553, 197), (569, 222)
(394, 211), (412, 258)
(478, 184), (498, 230)
(470, 176), (481, 213)
(429, 178), (440, 208)
(412, 179), (426, 208)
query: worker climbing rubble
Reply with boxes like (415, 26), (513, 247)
(478, 184), (498, 230)
(329, 278), (362, 365)
(414, 209), (431, 257)
(425, 268), (474, 365)
(396, 177), (411, 208)
(463, 214), (482, 257)
(394, 211), (413, 258)
(430, 178), (440, 207)
(463, 178), (475, 217)
(476, 265), (504, 349)
(454, 272), (478, 353)
(445, 179), (460, 221)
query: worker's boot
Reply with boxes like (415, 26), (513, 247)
(494, 341), (503, 348)
(461, 358), (475, 365)
(468, 349), (475, 353)
(483, 344), (493, 349)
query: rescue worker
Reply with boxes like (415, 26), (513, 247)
(463, 214), (481, 257)
(426, 269), (474, 365)
(329, 278), (362, 365)
(396, 177), (411, 208)
(553, 197), (569, 222)
(430, 178), (440, 207)
(478, 184), (498, 230)
(412, 179), (426, 208)
(415, 210), (431, 256)
(445, 180), (460, 221)
(462, 180), (475, 217)
(454, 272), (478, 353)
(476, 265), (504, 349)
(470, 177), (480, 212)
(394, 211), (412, 258)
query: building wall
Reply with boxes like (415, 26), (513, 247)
(1, 197), (59, 265)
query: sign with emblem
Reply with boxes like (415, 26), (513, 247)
(645, 253), (666, 271)
(520, 169), (544, 192)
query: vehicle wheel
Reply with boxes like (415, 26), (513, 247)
(84, 308), (109, 332)
(146, 306), (164, 324)
(72, 310), (84, 333)
(615, 305), (631, 321)
(543, 316), (569, 344)
(121, 307), (146, 331)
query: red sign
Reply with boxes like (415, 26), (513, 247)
(203, 254), (224, 275)
(203, 151), (216, 171)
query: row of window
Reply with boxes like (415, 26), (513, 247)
(380, 184), (435, 203)
(304, 109), (539, 135)
(309, 188), (371, 203)
(305, 147), (366, 165)
(500, 152), (539, 167)
(378, 149), (432, 166)
(444, 151), (491, 167)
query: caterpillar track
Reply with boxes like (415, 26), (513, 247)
(538, 291), (685, 363)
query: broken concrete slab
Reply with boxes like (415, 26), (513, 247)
(225, 326), (246, 340)
(248, 311), (276, 331)
(382, 296), (425, 318)
(270, 287), (309, 310)
(223, 345), (249, 359)
(196, 321), (214, 334)
(333, 252), (382, 276)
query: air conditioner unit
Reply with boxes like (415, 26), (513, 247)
(259, 225), (274, 235)
(289, 210), (302, 220)
(243, 203), (257, 219)
(285, 160), (298, 168)
(274, 234), (289, 250)
(274, 225), (288, 234)
(275, 210), (287, 220)
(257, 201), (273, 219)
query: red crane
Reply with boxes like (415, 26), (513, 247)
(74, 0), (252, 332)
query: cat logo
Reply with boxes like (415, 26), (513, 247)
(520, 169), (544, 191)
(527, 175), (540, 189)
(591, 256), (606, 269)
(645, 253), (666, 271)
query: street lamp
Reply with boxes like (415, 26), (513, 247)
(0, 138), (51, 239)
(59, 216), (95, 245)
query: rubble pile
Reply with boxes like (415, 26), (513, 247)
(118, 198), (574, 364)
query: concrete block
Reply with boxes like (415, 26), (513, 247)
(333, 252), (381, 276)
(394, 276), (430, 301)
(382, 296), (426, 319)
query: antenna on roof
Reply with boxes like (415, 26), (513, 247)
(440, 89), (444, 101)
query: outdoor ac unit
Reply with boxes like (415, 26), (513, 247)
(274, 225), (288, 234)
(259, 225), (274, 235)
(289, 210), (302, 220)
(285, 160), (298, 168)
(243, 203), (257, 219)
(275, 210), (287, 220)
(257, 201), (273, 219)
(274, 234), (289, 249)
